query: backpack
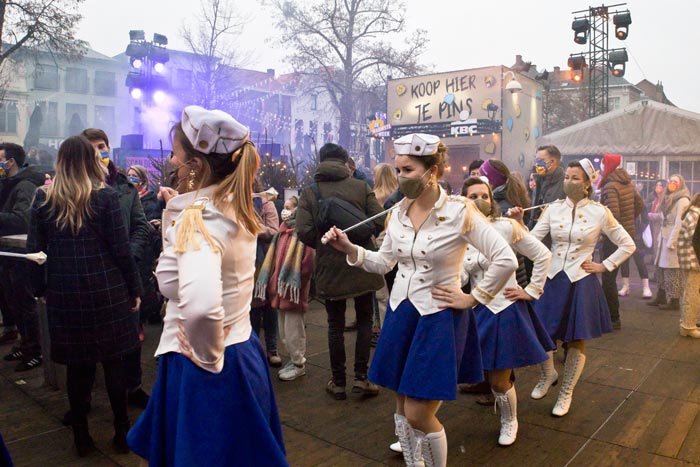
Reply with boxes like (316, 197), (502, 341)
(310, 183), (374, 244)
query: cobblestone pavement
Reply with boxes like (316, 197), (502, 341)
(2, 277), (700, 466)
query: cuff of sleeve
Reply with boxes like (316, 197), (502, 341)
(472, 286), (495, 305)
(191, 351), (224, 374)
(524, 283), (544, 300)
(346, 246), (366, 267)
(602, 259), (617, 272)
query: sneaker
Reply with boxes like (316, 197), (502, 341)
(15, 355), (42, 372)
(278, 363), (306, 381)
(352, 377), (379, 396)
(128, 388), (150, 409)
(3, 348), (24, 362)
(267, 352), (282, 367)
(0, 330), (18, 345)
(326, 379), (347, 400)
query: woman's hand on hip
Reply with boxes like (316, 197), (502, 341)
(432, 284), (477, 310)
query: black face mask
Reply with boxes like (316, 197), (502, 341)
(164, 165), (180, 189)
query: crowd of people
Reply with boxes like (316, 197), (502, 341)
(0, 104), (698, 466)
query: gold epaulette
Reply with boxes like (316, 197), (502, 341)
(496, 217), (527, 243)
(456, 197), (485, 233)
(173, 198), (220, 254)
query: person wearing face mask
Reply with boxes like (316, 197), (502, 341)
(460, 177), (553, 447)
(510, 159), (635, 417)
(0, 142), (45, 370)
(324, 133), (517, 467)
(647, 174), (691, 311)
(528, 145), (566, 230)
(127, 165), (162, 222)
(77, 129), (152, 414)
(254, 195), (316, 381)
(127, 106), (288, 466)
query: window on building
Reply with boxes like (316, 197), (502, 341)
(309, 120), (318, 140)
(628, 160), (661, 202)
(65, 68), (89, 94)
(37, 101), (59, 137)
(65, 103), (87, 136)
(669, 160), (699, 198)
(0, 100), (18, 134)
(94, 105), (116, 138)
(34, 65), (59, 90)
(94, 71), (116, 96)
(609, 96), (621, 111)
(310, 94), (318, 111)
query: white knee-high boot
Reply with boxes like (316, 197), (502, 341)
(394, 414), (424, 467)
(493, 386), (518, 446)
(531, 351), (558, 400)
(552, 347), (586, 417)
(417, 427), (447, 467)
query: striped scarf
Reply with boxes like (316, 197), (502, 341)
(254, 218), (305, 305)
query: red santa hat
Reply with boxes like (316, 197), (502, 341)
(597, 153), (622, 188)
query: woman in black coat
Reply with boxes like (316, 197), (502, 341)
(27, 136), (142, 457)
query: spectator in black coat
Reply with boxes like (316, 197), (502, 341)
(27, 135), (142, 456)
(0, 142), (45, 370)
(81, 128), (152, 411)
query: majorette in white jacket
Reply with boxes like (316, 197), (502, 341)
(530, 197), (635, 282)
(156, 185), (256, 374)
(461, 217), (552, 314)
(347, 190), (518, 316)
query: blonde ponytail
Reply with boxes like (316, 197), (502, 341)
(213, 141), (262, 235)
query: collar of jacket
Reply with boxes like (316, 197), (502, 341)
(167, 184), (217, 212)
(540, 165), (564, 186)
(396, 187), (448, 220)
(314, 160), (351, 182)
(564, 196), (592, 209)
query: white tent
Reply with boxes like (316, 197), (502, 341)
(537, 100), (700, 157)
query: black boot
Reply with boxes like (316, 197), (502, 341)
(660, 298), (680, 311)
(112, 420), (131, 454)
(647, 289), (667, 306)
(73, 424), (95, 457)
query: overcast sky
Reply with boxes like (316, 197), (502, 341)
(77, 0), (699, 112)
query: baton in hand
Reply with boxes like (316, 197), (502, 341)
(522, 201), (555, 212)
(321, 207), (396, 245)
(0, 251), (47, 265)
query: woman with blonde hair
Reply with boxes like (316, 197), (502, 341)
(373, 162), (399, 206)
(27, 135), (142, 456)
(127, 106), (288, 465)
(648, 174), (691, 310)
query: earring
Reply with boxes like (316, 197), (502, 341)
(188, 169), (197, 191)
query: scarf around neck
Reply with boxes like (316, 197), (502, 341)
(254, 220), (305, 305)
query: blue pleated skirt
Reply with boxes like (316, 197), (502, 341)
(0, 432), (12, 467)
(127, 333), (288, 467)
(474, 300), (555, 370)
(534, 271), (613, 342)
(368, 299), (483, 401)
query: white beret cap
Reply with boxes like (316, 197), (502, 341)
(393, 133), (440, 156)
(181, 105), (250, 155)
(578, 158), (597, 181)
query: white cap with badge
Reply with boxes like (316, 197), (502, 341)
(578, 158), (599, 183)
(393, 133), (440, 156)
(181, 105), (250, 155)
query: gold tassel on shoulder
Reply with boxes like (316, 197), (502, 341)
(461, 198), (483, 234)
(174, 198), (220, 255)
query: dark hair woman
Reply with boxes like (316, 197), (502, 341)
(126, 106), (288, 466)
(510, 159), (635, 418)
(27, 135), (142, 456)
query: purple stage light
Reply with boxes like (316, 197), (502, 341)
(130, 88), (143, 99)
(154, 62), (165, 73)
(132, 58), (143, 69)
(153, 90), (166, 103)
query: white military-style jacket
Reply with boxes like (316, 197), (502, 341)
(156, 185), (256, 374)
(348, 190), (517, 316)
(461, 217), (552, 314)
(531, 197), (635, 282)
